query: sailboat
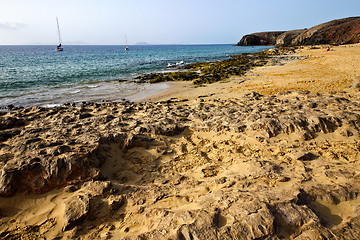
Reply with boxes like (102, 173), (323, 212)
(124, 34), (129, 51)
(56, 17), (64, 51)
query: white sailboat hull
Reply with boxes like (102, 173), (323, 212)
(56, 17), (63, 51)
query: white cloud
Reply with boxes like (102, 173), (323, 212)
(0, 20), (25, 30)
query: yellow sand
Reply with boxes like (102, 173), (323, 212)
(148, 44), (360, 102)
(1, 44), (360, 239)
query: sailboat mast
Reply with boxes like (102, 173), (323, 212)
(56, 17), (62, 45)
(124, 34), (129, 50)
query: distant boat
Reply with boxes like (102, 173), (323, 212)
(125, 34), (129, 51)
(56, 17), (63, 51)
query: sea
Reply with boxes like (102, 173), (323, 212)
(0, 45), (271, 108)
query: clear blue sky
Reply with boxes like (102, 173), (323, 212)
(0, 0), (359, 45)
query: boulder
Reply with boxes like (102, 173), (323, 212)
(63, 194), (90, 231)
(352, 76), (360, 89)
(273, 202), (320, 233)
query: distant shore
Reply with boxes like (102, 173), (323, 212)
(146, 43), (360, 102)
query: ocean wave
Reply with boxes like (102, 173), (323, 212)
(85, 85), (100, 89)
(0, 45), (272, 107)
(167, 61), (185, 68)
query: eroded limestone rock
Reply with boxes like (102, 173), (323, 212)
(1, 90), (360, 239)
(63, 194), (90, 231)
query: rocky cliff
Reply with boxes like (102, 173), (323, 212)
(275, 29), (307, 46)
(237, 16), (360, 46)
(291, 17), (360, 46)
(236, 31), (285, 46)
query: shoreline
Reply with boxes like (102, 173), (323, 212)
(0, 45), (272, 109)
(0, 80), (171, 110)
(146, 43), (360, 102)
(1, 43), (360, 239)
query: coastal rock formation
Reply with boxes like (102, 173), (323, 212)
(291, 17), (360, 46)
(1, 88), (360, 239)
(275, 29), (307, 46)
(63, 194), (90, 231)
(236, 31), (285, 46)
(238, 16), (360, 46)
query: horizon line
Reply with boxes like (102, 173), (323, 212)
(0, 43), (238, 46)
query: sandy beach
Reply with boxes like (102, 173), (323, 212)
(148, 44), (360, 102)
(1, 44), (360, 239)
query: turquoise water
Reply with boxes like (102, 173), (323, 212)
(0, 45), (271, 108)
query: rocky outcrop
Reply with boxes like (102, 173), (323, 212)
(236, 31), (285, 46)
(238, 16), (360, 46)
(291, 17), (360, 46)
(1, 89), (360, 239)
(275, 29), (307, 46)
(63, 194), (90, 231)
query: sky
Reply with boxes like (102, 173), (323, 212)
(0, 0), (359, 45)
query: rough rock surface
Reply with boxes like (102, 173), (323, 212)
(238, 16), (360, 47)
(291, 17), (360, 46)
(63, 194), (90, 231)
(292, 17), (360, 46)
(275, 29), (307, 46)
(236, 31), (285, 46)
(1, 89), (360, 239)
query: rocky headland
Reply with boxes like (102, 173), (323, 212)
(237, 16), (360, 47)
(236, 31), (286, 46)
(1, 42), (360, 239)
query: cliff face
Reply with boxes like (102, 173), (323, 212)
(237, 17), (360, 47)
(291, 17), (360, 46)
(236, 31), (285, 46)
(275, 29), (307, 46)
